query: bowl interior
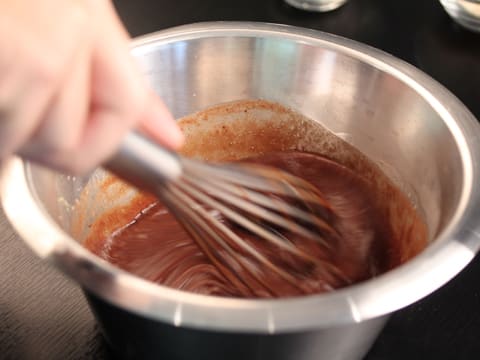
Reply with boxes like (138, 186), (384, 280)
(32, 31), (464, 242)
(13, 24), (476, 331)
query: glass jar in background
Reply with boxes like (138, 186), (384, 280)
(284, 0), (349, 12)
(440, 0), (480, 32)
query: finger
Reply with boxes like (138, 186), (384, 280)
(88, 1), (147, 121)
(58, 12), (159, 172)
(19, 39), (92, 166)
(0, 69), (54, 159)
(0, 0), (91, 163)
(19, 1), (136, 173)
(89, 0), (183, 148)
(55, 36), (145, 173)
(0, 29), (56, 158)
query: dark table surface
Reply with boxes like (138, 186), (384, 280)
(1, 0), (480, 359)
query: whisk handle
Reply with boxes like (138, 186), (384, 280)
(105, 132), (182, 192)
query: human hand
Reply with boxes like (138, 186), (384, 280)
(0, 0), (183, 174)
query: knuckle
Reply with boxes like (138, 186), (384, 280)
(29, 128), (81, 165)
(108, 94), (144, 130)
(46, 138), (76, 155)
(49, 126), (84, 156)
(67, 162), (91, 176)
(54, 153), (92, 176)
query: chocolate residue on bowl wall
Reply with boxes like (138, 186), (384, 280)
(77, 99), (428, 298)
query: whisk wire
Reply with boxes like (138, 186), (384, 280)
(181, 174), (333, 249)
(160, 188), (255, 295)
(162, 185), (307, 296)
(185, 175), (339, 237)
(175, 178), (325, 263)
(183, 159), (330, 203)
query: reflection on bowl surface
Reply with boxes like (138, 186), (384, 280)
(284, 0), (349, 12)
(440, 0), (480, 32)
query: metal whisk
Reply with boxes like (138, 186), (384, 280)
(107, 132), (347, 295)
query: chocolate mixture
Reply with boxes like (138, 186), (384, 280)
(81, 100), (428, 298)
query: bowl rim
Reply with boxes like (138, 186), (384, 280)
(2, 21), (480, 333)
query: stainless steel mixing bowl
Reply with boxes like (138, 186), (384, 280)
(2, 22), (480, 360)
